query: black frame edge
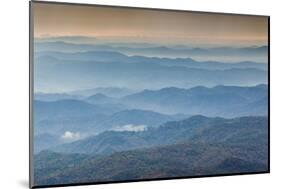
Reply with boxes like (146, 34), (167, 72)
(29, 1), (35, 188)
(267, 16), (270, 173)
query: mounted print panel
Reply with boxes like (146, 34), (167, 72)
(30, 1), (269, 188)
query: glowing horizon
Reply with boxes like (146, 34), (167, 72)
(33, 2), (268, 47)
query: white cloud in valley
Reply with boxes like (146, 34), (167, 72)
(61, 131), (81, 141)
(112, 124), (148, 132)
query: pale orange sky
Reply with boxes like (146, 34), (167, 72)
(33, 2), (268, 46)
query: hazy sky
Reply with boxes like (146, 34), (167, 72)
(33, 2), (268, 46)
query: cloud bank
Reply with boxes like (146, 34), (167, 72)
(61, 131), (81, 141)
(112, 124), (147, 132)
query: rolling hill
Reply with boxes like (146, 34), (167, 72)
(51, 116), (268, 155)
(35, 50), (268, 70)
(34, 105), (186, 153)
(34, 52), (267, 92)
(35, 140), (268, 186)
(121, 85), (268, 116)
(35, 41), (268, 62)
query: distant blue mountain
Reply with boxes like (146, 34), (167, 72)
(34, 115), (268, 185)
(36, 50), (267, 70)
(95, 109), (182, 131)
(69, 87), (136, 97)
(34, 84), (267, 146)
(34, 133), (62, 153)
(36, 50), (127, 62)
(34, 99), (186, 149)
(85, 93), (118, 104)
(35, 36), (98, 44)
(34, 53), (267, 92)
(33, 40), (269, 186)
(35, 93), (82, 101)
(121, 85), (268, 116)
(51, 116), (268, 155)
(34, 99), (117, 119)
(35, 41), (268, 62)
(34, 99), (124, 136)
